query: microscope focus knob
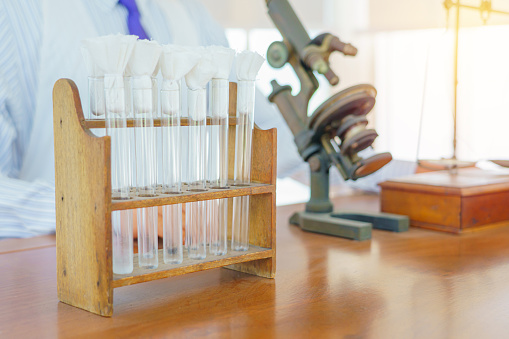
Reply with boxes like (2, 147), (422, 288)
(267, 41), (289, 69)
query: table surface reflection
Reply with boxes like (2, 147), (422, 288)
(2, 192), (509, 338)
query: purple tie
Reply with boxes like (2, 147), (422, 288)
(118, 0), (149, 39)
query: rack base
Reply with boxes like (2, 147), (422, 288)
(53, 79), (276, 317)
(113, 245), (273, 287)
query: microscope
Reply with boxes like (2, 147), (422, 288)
(265, 0), (409, 240)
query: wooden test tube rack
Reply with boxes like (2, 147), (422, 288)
(53, 79), (276, 317)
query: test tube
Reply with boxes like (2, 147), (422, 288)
(186, 87), (207, 259)
(161, 79), (183, 264)
(111, 210), (133, 274)
(125, 77), (137, 192)
(88, 76), (105, 120)
(104, 74), (134, 274)
(208, 78), (229, 255)
(232, 80), (256, 251)
(133, 76), (158, 269)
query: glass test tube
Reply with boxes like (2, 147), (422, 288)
(208, 79), (229, 256)
(88, 76), (105, 120)
(186, 88), (207, 260)
(104, 74), (133, 274)
(232, 80), (255, 251)
(133, 77), (158, 269)
(161, 80), (183, 264)
(125, 78), (136, 192)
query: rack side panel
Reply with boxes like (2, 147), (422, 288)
(53, 79), (114, 316)
(226, 127), (277, 278)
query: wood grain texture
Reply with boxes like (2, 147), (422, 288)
(83, 82), (241, 130)
(53, 80), (275, 316)
(53, 79), (113, 316)
(380, 189), (462, 228)
(225, 81), (277, 278)
(461, 191), (509, 229)
(0, 235), (56, 255)
(226, 193), (276, 278)
(84, 117), (239, 129)
(381, 168), (509, 195)
(229, 82), (237, 117)
(380, 168), (509, 233)
(111, 182), (274, 211)
(113, 245), (272, 288)
(251, 127), (277, 185)
(4, 194), (509, 338)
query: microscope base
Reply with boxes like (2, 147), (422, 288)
(290, 210), (409, 241)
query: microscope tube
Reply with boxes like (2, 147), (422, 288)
(161, 80), (183, 264)
(232, 80), (255, 251)
(133, 77), (158, 269)
(104, 74), (133, 274)
(208, 78), (229, 255)
(186, 87), (207, 259)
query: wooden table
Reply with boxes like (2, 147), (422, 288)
(2, 192), (509, 338)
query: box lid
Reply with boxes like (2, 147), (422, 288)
(379, 168), (509, 196)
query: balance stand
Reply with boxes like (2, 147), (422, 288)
(53, 79), (276, 317)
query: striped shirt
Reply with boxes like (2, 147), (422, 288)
(0, 0), (228, 238)
(0, 0), (416, 239)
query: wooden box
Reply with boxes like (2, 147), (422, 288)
(380, 168), (509, 233)
(53, 79), (276, 317)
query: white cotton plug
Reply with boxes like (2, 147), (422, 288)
(81, 46), (104, 77)
(82, 34), (138, 75)
(206, 45), (235, 80)
(160, 45), (201, 91)
(185, 50), (215, 123)
(207, 46), (234, 120)
(185, 49), (216, 91)
(126, 39), (162, 114)
(235, 50), (265, 81)
(82, 34), (138, 115)
(127, 40), (162, 81)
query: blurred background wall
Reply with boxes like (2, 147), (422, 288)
(201, 0), (509, 202)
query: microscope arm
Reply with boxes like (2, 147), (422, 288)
(264, 0), (408, 239)
(266, 0), (311, 57)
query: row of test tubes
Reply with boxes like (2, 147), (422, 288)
(83, 38), (263, 275)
